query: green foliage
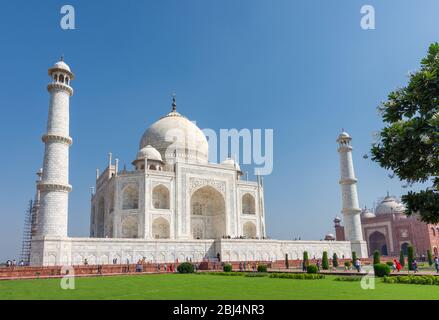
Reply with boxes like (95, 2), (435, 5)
(177, 262), (194, 274)
(374, 264), (391, 277)
(399, 251), (405, 267)
(269, 273), (324, 280)
(322, 252), (329, 270)
(371, 43), (439, 223)
(383, 275), (439, 285)
(344, 261), (351, 268)
(427, 250), (433, 266)
(257, 264), (267, 273)
(334, 276), (362, 282)
(408, 246), (415, 270)
(351, 252), (357, 265)
(386, 261), (394, 267)
(373, 250), (381, 265)
(244, 273), (267, 277)
(332, 253), (339, 268)
(306, 264), (318, 274)
(223, 264), (232, 272)
(303, 251), (309, 265)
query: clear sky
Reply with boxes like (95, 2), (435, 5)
(0, 0), (438, 261)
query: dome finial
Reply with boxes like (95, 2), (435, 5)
(172, 93), (177, 112)
(60, 55), (64, 62)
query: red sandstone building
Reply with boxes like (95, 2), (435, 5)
(334, 194), (439, 257)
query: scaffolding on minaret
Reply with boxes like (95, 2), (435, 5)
(20, 200), (34, 265)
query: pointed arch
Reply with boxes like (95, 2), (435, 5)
(152, 184), (170, 209)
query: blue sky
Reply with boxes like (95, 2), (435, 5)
(0, 0), (438, 260)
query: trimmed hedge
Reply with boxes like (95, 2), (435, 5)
(223, 264), (232, 272)
(257, 264), (268, 273)
(177, 262), (194, 274)
(306, 264), (318, 274)
(332, 253), (339, 268)
(322, 252), (329, 270)
(373, 263), (391, 277)
(269, 273), (324, 280)
(383, 275), (439, 285)
(386, 261), (394, 267)
(244, 273), (267, 277)
(373, 250), (381, 265)
(334, 276), (362, 282)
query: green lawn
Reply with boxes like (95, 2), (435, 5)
(0, 273), (438, 300)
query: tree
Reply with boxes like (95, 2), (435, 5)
(333, 253), (339, 268)
(407, 245), (415, 271)
(373, 250), (381, 265)
(351, 251), (357, 265)
(322, 251), (329, 270)
(371, 43), (439, 223)
(399, 250), (405, 267)
(427, 249), (433, 266)
(303, 251), (309, 266)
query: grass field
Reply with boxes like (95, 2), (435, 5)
(0, 273), (438, 300)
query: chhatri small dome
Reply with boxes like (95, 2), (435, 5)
(136, 145), (162, 161)
(375, 194), (405, 215)
(324, 233), (336, 241)
(361, 207), (376, 219)
(53, 60), (71, 72)
(221, 157), (241, 171)
(48, 57), (74, 79)
(333, 216), (341, 223)
(139, 96), (208, 164)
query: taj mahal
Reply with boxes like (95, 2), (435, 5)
(29, 59), (368, 266)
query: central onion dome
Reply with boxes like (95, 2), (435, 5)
(375, 194), (405, 215)
(139, 97), (208, 164)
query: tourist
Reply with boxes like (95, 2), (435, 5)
(354, 258), (361, 272)
(302, 260), (307, 272)
(434, 256), (439, 273)
(394, 259), (402, 272)
(412, 259), (418, 273)
(84, 258), (88, 265)
(316, 260), (321, 272)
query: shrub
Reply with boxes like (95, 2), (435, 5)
(373, 250), (381, 265)
(303, 251), (309, 266)
(386, 261), (394, 267)
(269, 273), (324, 280)
(344, 261), (351, 268)
(374, 263), (391, 277)
(306, 264), (318, 274)
(399, 250), (405, 267)
(223, 264), (232, 272)
(383, 275), (439, 285)
(322, 251), (329, 270)
(334, 276), (362, 282)
(351, 252), (357, 265)
(407, 246), (415, 270)
(177, 262), (194, 274)
(257, 264), (267, 273)
(332, 253), (339, 268)
(244, 273), (267, 277)
(427, 250), (433, 266)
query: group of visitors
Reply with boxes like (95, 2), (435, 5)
(221, 235), (269, 240)
(238, 261), (260, 272)
(5, 260), (25, 267)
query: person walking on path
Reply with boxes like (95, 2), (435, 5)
(411, 259), (418, 273)
(434, 256), (439, 273)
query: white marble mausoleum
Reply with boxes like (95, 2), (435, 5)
(29, 59), (367, 266)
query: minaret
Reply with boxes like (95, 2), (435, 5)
(337, 131), (368, 258)
(36, 58), (74, 238)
